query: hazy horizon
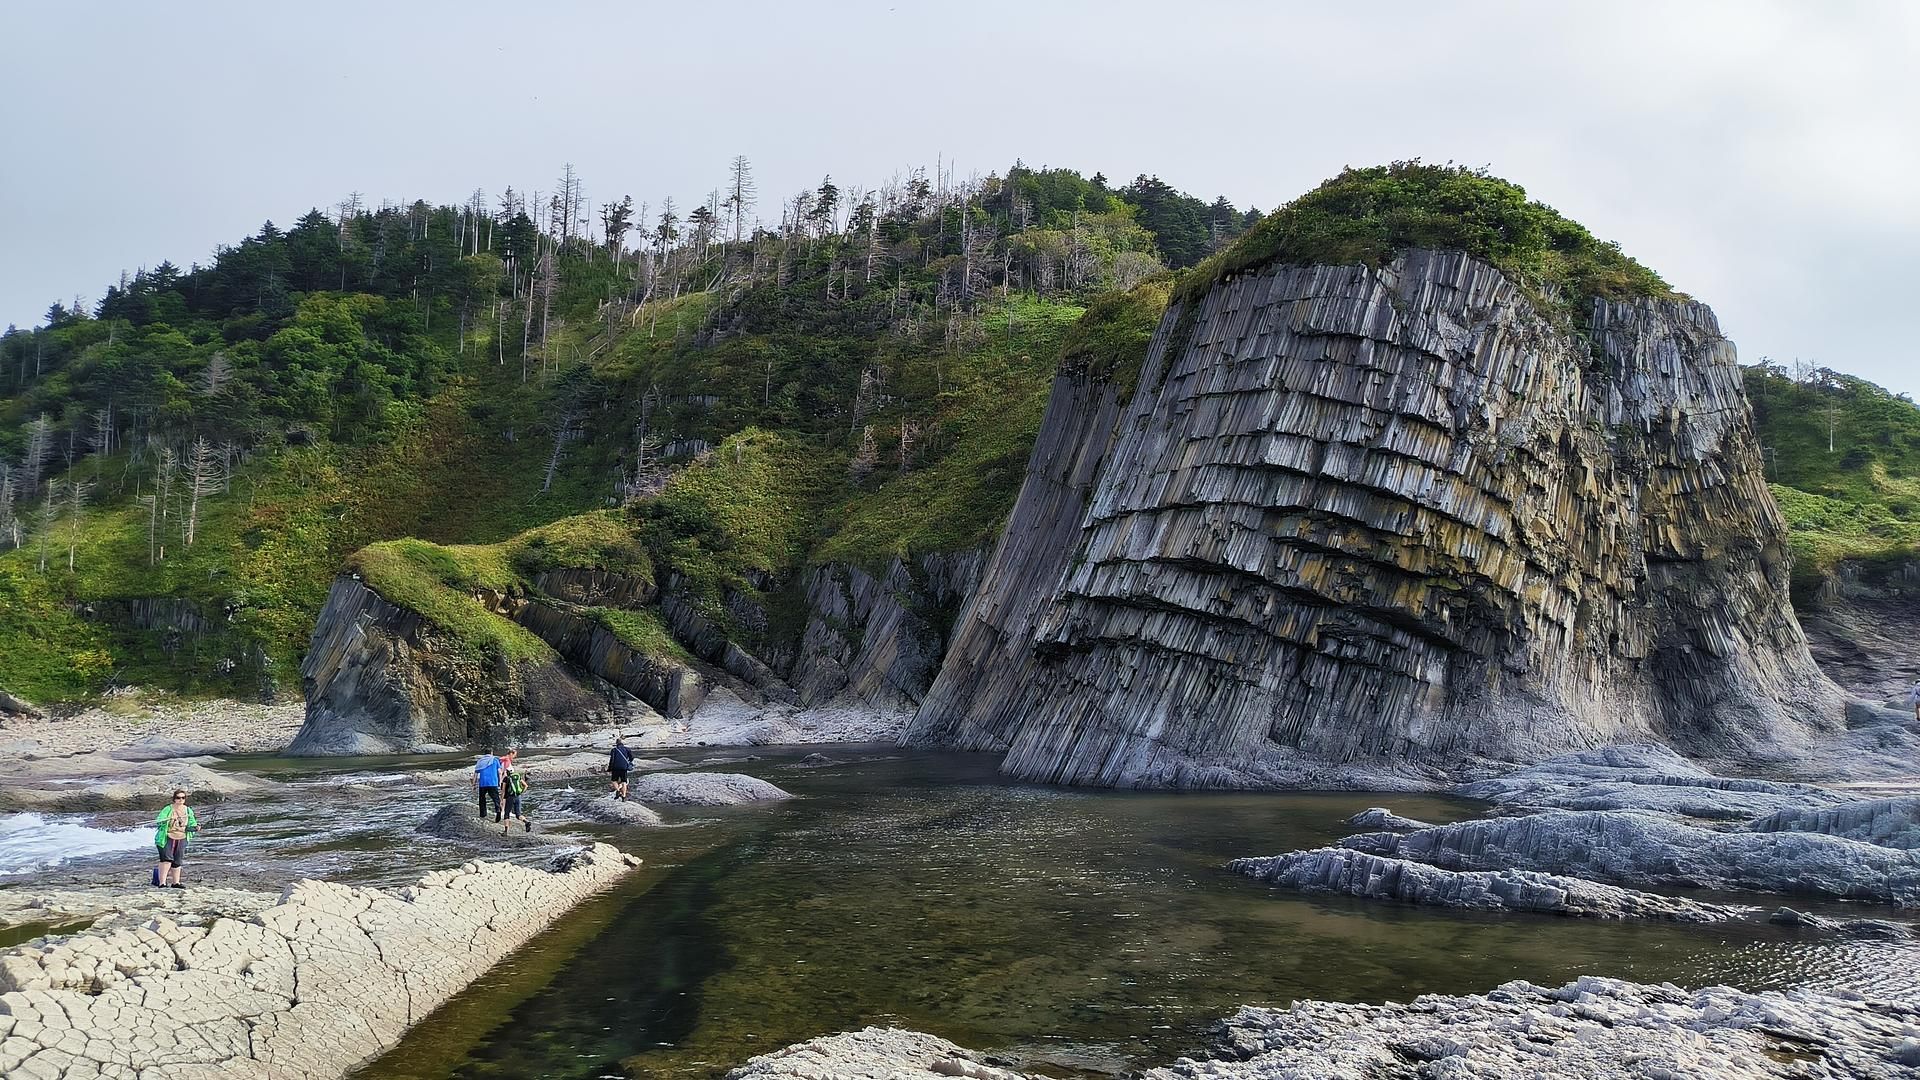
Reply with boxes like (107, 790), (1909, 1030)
(3, 0), (1915, 394)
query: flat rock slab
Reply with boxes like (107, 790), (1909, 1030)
(625, 772), (794, 806)
(1144, 977), (1920, 1080)
(0, 843), (637, 1079)
(3, 757), (272, 812)
(1235, 847), (1751, 922)
(1748, 796), (1920, 850)
(1456, 744), (1842, 821)
(554, 791), (667, 827)
(1344, 807), (1434, 832)
(1340, 809), (1920, 906)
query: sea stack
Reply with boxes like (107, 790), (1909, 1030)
(909, 168), (1844, 786)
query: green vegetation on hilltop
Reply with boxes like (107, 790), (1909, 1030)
(0, 158), (1251, 702)
(1176, 161), (1675, 321)
(1746, 363), (1920, 600)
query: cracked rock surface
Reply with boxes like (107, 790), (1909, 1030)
(0, 842), (637, 1079)
(1233, 847), (1751, 922)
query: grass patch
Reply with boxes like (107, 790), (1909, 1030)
(589, 607), (691, 661)
(1175, 161), (1676, 323)
(347, 539), (553, 663)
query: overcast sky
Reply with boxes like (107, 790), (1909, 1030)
(2, 1), (1914, 393)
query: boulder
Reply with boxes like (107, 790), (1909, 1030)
(0, 690), (45, 719)
(727, 1027), (1034, 1080)
(624, 771), (794, 806)
(552, 791), (666, 827)
(415, 804), (567, 845)
(1345, 807), (1435, 832)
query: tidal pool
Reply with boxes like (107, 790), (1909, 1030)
(321, 749), (1920, 1080)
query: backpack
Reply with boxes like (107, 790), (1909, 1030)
(506, 768), (529, 797)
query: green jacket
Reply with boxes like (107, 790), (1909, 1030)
(153, 805), (198, 850)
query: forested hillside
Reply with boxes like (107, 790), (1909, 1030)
(1744, 362), (1920, 600)
(0, 161), (1245, 702)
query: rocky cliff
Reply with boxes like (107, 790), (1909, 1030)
(907, 249), (1846, 785)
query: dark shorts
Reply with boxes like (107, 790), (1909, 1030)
(609, 769), (629, 783)
(505, 793), (524, 817)
(159, 838), (187, 865)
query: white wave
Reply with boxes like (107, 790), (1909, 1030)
(0, 812), (152, 874)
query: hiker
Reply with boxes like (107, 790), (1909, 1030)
(501, 751), (533, 834)
(152, 789), (197, 889)
(608, 736), (635, 800)
(1906, 679), (1920, 722)
(475, 750), (504, 822)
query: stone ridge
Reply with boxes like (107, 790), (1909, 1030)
(0, 843), (638, 1079)
(1232, 847), (1751, 922)
(913, 248), (1844, 786)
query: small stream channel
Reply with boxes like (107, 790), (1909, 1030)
(4, 745), (1917, 1079)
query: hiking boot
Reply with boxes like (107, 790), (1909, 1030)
(169, 883), (186, 889)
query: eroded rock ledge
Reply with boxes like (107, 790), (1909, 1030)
(730, 978), (1920, 1080)
(0, 843), (637, 1079)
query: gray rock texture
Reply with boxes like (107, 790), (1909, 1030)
(791, 552), (984, 709)
(727, 1027), (1034, 1080)
(1455, 744), (1842, 821)
(1767, 906), (1918, 940)
(292, 577), (625, 755)
(1234, 847), (1750, 922)
(908, 250), (1844, 787)
(624, 771), (794, 806)
(415, 804), (568, 845)
(0, 691), (46, 720)
(1345, 807), (1435, 832)
(1340, 809), (1920, 905)
(0, 843), (637, 1079)
(1748, 796), (1920, 850)
(1144, 977), (1920, 1080)
(727, 978), (1920, 1080)
(553, 791), (667, 827)
(4, 754), (271, 812)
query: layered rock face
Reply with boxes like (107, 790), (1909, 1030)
(909, 250), (1844, 785)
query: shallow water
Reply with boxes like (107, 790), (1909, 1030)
(6, 746), (1917, 1079)
(349, 750), (1919, 1080)
(0, 811), (151, 873)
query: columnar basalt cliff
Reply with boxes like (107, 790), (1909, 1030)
(908, 249), (1845, 785)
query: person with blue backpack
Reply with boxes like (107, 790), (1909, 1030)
(474, 750), (504, 822)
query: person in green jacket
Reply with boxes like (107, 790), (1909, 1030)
(152, 789), (197, 889)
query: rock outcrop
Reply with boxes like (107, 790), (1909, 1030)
(1339, 809), (1920, 905)
(0, 691), (45, 720)
(1146, 977), (1920, 1080)
(624, 771), (794, 806)
(790, 552), (985, 709)
(1454, 744), (1842, 820)
(908, 250), (1845, 786)
(727, 978), (1920, 1080)
(292, 578), (620, 754)
(1748, 795), (1920, 850)
(727, 1027), (1034, 1080)
(0, 844), (637, 1079)
(1234, 846), (1749, 921)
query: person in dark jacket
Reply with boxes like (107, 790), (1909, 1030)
(608, 737), (635, 800)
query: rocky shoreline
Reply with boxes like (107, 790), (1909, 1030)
(0, 843), (638, 1079)
(726, 976), (1920, 1080)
